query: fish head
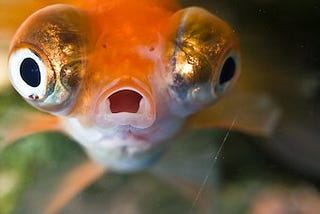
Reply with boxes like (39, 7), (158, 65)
(7, 2), (240, 169)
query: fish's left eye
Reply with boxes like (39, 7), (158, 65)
(217, 54), (238, 93)
(164, 7), (241, 116)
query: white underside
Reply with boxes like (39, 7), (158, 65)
(62, 118), (156, 170)
(61, 115), (184, 171)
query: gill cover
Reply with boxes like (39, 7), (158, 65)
(164, 7), (240, 116)
(8, 4), (90, 115)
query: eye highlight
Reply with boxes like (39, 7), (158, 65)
(7, 4), (90, 115)
(164, 7), (241, 116)
(8, 48), (52, 101)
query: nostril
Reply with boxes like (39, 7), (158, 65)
(108, 90), (143, 113)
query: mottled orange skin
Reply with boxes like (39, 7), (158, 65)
(70, 0), (180, 118)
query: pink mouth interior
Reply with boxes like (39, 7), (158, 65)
(108, 90), (143, 113)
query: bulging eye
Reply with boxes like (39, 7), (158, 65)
(9, 48), (52, 101)
(7, 4), (90, 115)
(164, 7), (241, 116)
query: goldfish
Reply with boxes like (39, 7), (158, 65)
(0, 0), (287, 213)
(4, 0), (244, 170)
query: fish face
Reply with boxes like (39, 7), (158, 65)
(7, 2), (240, 169)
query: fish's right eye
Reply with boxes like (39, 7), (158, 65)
(7, 4), (90, 115)
(8, 48), (53, 101)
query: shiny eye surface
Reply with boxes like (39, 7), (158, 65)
(8, 48), (51, 100)
(7, 4), (90, 115)
(164, 7), (241, 116)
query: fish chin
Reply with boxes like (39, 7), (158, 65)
(85, 138), (162, 171)
(62, 118), (163, 171)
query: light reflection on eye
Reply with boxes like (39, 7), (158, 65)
(177, 62), (194, 77)
(7, 4), (90, 115)
(164, 7), (240, 116)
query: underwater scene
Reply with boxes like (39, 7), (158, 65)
(0, 0), (319, 213)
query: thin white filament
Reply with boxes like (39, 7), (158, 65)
(190, 113), (238, 212)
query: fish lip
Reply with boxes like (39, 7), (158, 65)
(93, 78), (156, 129)
(62, 117), (152, 149)
(103, 126), (151, 143)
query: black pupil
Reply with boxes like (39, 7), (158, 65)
(219, 57), (236, 85)
(20, 58), (41, 87)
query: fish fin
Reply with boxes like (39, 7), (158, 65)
(236, 50), (320, 177)
(0, 109), (61, 148)
(44, 160), (105, 214)
(186, 91), (281, 137)
(261, 77), (320, 178)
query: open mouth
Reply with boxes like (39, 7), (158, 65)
(109, 89), (143, 113)
(95, 83), (156, 129)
